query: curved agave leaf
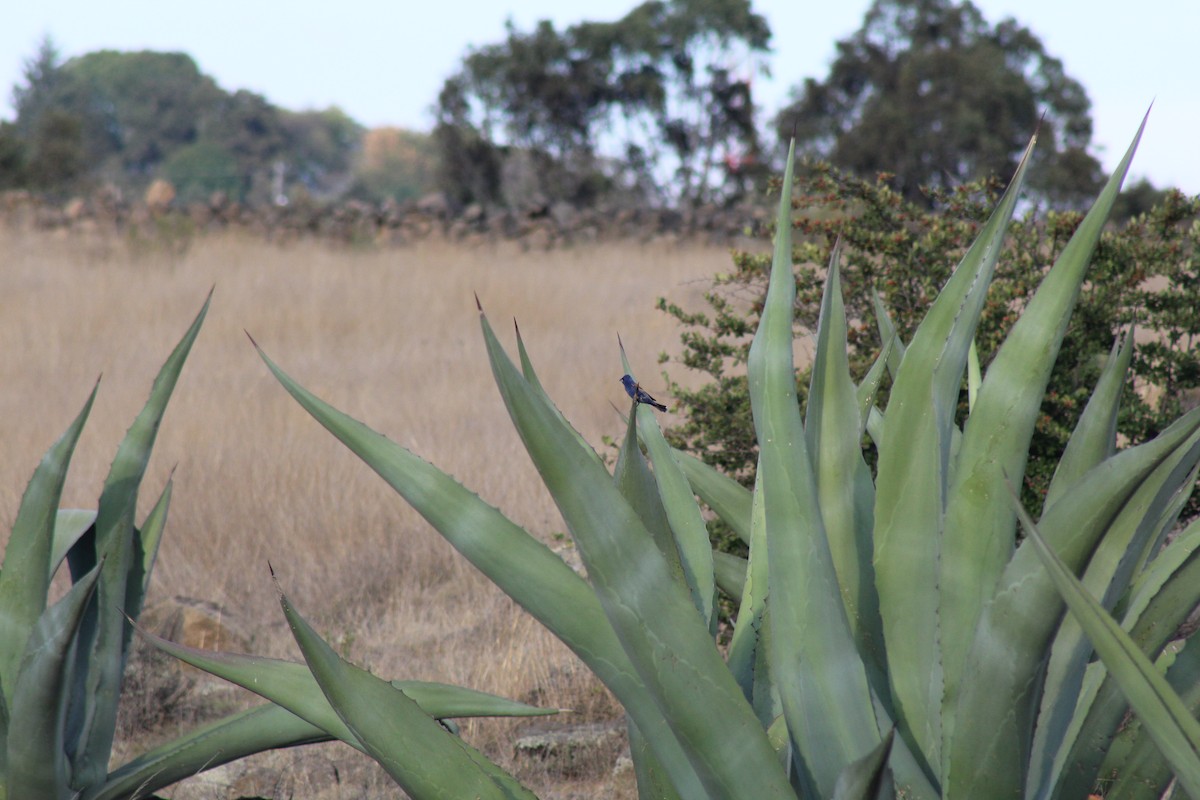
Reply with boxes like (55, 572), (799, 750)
(141, 625), (554, 739)
(618, 343), (716, 627)
(1098, 639), (1200, 800)
(86, 705), (331, 800)
(135, 478), (173, 599)
(0, 384), (96, 717)
(6, 564), (100, 800)
(615, 402), (687, 590)
(277, 582), (533, 800)
(48, 510), (97, 582)
(949, 409), (1200, 798)
(635, 403), (717, 628)
(1032, 436), (1200, 794)
(832, 729), (895, 800)
(514, 319), (599, 465)
(70, 292), (210, 789)
(871, 294), (906, 380)
(480, 310), (794, 799)
(966, 340), (981, 412)
(875, 133), (1036, 774)
(749, 142), (882, 797)
(672, 448), (752, 544)
(726, 466), (771, 717)
(1014, 493), (1200, 798)
(1048, 516), (1200, 799)
(940, 121), (1145, 743)
(254, 345), (712, 798)
(855, 335), (894, 440)
(712, 550), (747, 604)
(805, 248), (885, 679)
(1045, 330), (1135, 508)
(628, 718), (685, 800)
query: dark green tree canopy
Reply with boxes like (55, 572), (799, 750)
(5, 40), (365, 203)
(776, 0), (1102, 207)
(434, 0), (771, 208)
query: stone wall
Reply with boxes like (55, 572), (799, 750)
(0, 184), (773, 250)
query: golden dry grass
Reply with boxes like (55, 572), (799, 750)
(0, 225), (743, 798)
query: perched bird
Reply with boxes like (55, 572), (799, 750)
(620, 374), (668, 412)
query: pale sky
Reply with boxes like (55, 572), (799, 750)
(1, 0), (1196, 193)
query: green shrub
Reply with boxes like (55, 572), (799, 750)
(162, 116), (1200, 798)
(660, 160), (1200, 521)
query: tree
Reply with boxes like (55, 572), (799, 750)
(63, 50), (223, 178)
(161, 141), (241, 204)
(660, 163), (1200, 528)
(776, 0), (1102, 207)
(435, 0), (771, 208)
(11, 35), (67, 139)
(0, 122), (27, 189)
(351, 127), (437, 203)
(280, 107), (364, 197)
(23, 109), (86, 192)
(7, 35), (88, 193)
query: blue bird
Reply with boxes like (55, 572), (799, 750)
(620, 374), (668, 412)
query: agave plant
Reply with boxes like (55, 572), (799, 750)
(162, 112), (1200, 799)
(0, 296), (556, 800)
(0, 297), (351, 800)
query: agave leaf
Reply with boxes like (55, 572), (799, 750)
(749, 142), (881, 797)
(86, 704), (329, 800)
(940, 123), (1144, 746)
(875, 133), (1037, 773)
(1098, 640), (1200, 800)
(966, 339), (980, 412)
(1014, 489), (1200, 798)
(1032, 438), (1200, 800)
(48, 510), (97, 581)
(856, 334), (894, 440)
(628, 716), (685, 800)
(277, 582), (533, 800)
(804, 247), (886, 678)
(636, 402), (717, 628)
(712, 550), (747, 604)
(514, 319), (599, 464)
(672, 448), (752, 544)
(69, 293), (209, 788)
(480, 309), (793, 799)
(142, 624), (554, 739)
(136, 478), (173, 598)
(948, 408), (1200, 798)
(619, 347), (715, 624)
(1045, 330), (1135, 508)
(0, 384), (96, 715)
(726, 467), (769, 709)
(6, 564), (101, 800)
(1132, 460), (1200, 580)
(1047, 515), (1200, 799)
(254, 345), (712, 798)
(871, 294), (906, 380)
(831, 729), (895, 800)
(1032, 435), (1200, 792)
(615, 402), (685, 581)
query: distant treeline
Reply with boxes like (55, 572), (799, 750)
(0, 41), (438, 207)
(0, 0), (1184, 215)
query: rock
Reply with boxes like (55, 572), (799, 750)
(514, 721), (625, 779)
(139, 595), (250, 655)
(416, 190), (451, 217)
(144, 179), (176, 213)
(64, 197), (88, 221)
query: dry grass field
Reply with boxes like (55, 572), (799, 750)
(0, 225), (747, 798)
